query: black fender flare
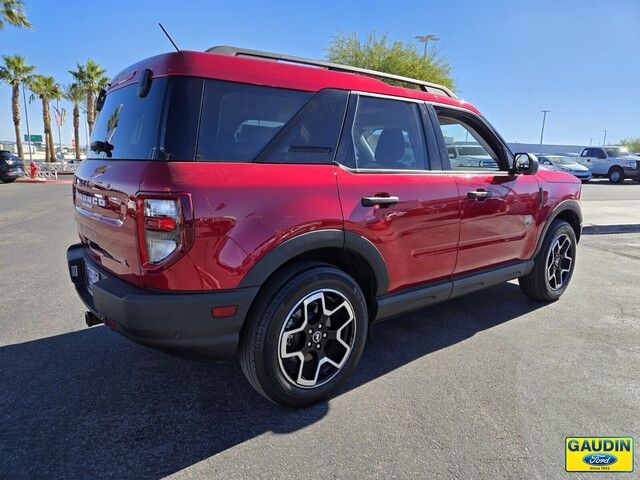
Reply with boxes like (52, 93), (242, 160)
(532, 200), (582, 257)
(238, 229), (389, 296)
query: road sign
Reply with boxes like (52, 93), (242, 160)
(24, 134), (43, 143)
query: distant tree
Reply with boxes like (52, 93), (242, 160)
(619, 137), (640, 154)
(69, 60), (107, 135)
(65, 83), (85, 160)
(0, 0), (31, 30)
(0, 54), (35, 160)
(29, 75), (62, 162)
(326, 32), (454, 91)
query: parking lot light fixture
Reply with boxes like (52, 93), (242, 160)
(539, 110), (550, 145)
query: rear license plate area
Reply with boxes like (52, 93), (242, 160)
(85, 263), (103, 295)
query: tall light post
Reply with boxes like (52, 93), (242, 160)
(539, 110), (550, 145)
(602, 130), (607, 146)
(415, 34), (439, 58)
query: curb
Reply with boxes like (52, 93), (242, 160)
(14, 177), (73, 185)
(582, 224), (640, 235)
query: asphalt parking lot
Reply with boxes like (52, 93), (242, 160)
(1, 181), (639, 479)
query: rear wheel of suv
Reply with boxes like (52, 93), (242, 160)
(240, 262), (368, 407)
(608, 166), (624, 184)
(519, 220), (576, 302)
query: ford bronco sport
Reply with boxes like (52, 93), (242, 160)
(67, 46), (582, 406)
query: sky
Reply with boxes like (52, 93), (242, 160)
(1, 0), (639, 147)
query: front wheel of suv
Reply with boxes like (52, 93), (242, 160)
(239, 262), (369, 407)
(519, 220), (577, 302)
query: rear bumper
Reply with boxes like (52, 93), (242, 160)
(66, 243), (258, 360)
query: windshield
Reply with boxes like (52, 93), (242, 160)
(457, 146), (488, 156)
(553, 157), (576, 165)
(605, 147), (631, 157)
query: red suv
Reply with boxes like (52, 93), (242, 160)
(67, 46), (582, 406)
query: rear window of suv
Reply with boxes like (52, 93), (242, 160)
(89, 77), (312, 162)
(89, 78), (167, 160)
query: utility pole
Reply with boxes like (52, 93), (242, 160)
(589, 138), (593, 146)
(415, 34), (439, 58)
(21, 84), (33, 164)
(539, 110), (550, 145)
(602, 130), (607, 146)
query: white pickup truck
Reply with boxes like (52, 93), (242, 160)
(577, 146), (640, 183)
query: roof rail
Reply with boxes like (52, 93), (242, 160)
(206, 45), (457, 99)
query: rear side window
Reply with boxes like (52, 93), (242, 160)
(257, 89), (348, 164)
(89, 79), (166, 160)
(196, 80), (312, 162)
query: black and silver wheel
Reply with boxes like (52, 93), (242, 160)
(240, 262), (368, 407)
(544, 233), (574, 291)
(608, 166), (624, 184)
(278, 289), (357, 388)
(519, 220), (577, 301)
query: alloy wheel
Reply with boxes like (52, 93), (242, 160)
(545, 233), (574, 290)
(277, 289), (356, 388)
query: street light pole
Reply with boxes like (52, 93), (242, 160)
(21, 83), (33, 164)
(539, 110), (550, 145)
(414, 34), (440, 58)
(602, 130), (607, 146)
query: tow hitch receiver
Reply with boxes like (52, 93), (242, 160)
(85, 311), (103, 327)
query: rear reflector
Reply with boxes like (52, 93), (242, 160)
(144, 217), (177, 232)
(212, 305), (238, 318)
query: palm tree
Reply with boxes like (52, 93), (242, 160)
(65, 83), (84, 160)
(29, 75), (62, 162)
(0, 0), (31, 30)
(0, 55), (35, 160)
(69, 60), (107, 135)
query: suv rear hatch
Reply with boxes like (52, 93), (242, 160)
(73, 72), (171, 286)
(74, 160), (149, 285)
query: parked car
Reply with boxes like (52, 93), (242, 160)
(66, 47), (582, 406)
(538, 155), (592, 182)
(447, 143), (498, 169)
(0, 150), (25, 183)
(577, 146), (640, 183)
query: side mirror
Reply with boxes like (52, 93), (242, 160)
(513, 152), (539, 175)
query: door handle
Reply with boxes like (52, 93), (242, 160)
(361, 195), (400, 207)
(467, 190), (492, 200)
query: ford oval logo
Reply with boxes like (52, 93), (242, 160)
(582, 453), (617, 466)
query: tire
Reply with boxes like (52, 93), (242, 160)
(1, 178), (16, 183)
(519, 220), (577, 302)
(608, 166), (624, 184)
(239, 262), (369, 407)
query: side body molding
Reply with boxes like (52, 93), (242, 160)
(238, 229), (390, 296)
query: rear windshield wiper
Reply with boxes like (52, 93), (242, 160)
(90, 141), (114, 158)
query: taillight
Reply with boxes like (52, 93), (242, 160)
(136, 193), (194, 270)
